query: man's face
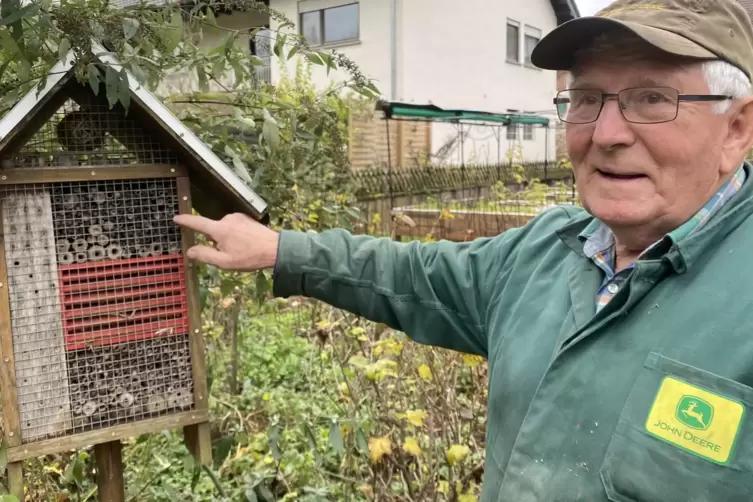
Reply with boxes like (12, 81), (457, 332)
(566, 55), (736, 235)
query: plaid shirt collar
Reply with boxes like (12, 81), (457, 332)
(579, 165), (747, 307)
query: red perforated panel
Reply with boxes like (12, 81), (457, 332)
(58, 253), (189, 351)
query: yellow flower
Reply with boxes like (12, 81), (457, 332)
(402, 437), (422, 457)
(446, 444), (471, 465)
(418, 364), (432, 381)
(368, 436), (392, 464)
(405, 409), (428, 427)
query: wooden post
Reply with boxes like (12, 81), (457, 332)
(7, 463), (23, 500)
(0, 202), (24, 500)
(176, 177), (212, 466)
(95, 441), (125, 502)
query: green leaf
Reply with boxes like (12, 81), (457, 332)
(213, 434), (235, 465)
(232, 156), (254, 186)
(117, 68), (131, 110)
(273, 33), (286, 58)
(160, 10), (183, 52)
(262, 111), (280, 152)
(129, 62), (147, 85)
(328, 421), (344, 455)
(302, 422), (322, 466)
(196, 65), (209, 93)
(356, 427), (369, 455)
(257, 484), (275, 502)
(0, 495), (19, 502)
(211, 57), (226, 79)
(0, 2), (38, 28)
(122, 17), (139, 41)
(88, 64), (101, 95)
(287, 45), (299, 60)
(105, 66), (120, 108)
(0, 31), (18, 60)
(304, 52), (324, 66)
(220, 277), (235, 297)
(245, 487), (258, 502)
(268, 425), (282, 461)
(255, 271), (269, 302)
(348, 355), (369, 368)
(58, 38), (70, 64)
(205, 7), (217, 26)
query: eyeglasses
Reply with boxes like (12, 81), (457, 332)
(553, 87), (733, 124)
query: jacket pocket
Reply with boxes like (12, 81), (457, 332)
(600, 352), (753, 502)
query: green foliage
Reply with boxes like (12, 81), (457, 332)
(0, 2), (569, 501)
(0, 0), (379, 117)
(170, 61), (368, 232)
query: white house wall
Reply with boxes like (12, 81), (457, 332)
(269, 0), (560, 164)
(401, 0), (558, 164)
(270, 0), (392, 94)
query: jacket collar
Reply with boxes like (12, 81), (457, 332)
(556, 162), (753, 274)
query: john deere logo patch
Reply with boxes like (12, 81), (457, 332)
(676, 396), (713, 430)
(645, 376), (744, 465)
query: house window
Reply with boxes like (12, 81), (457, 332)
(301, 3), (359, 47)
(506, 20), (520, 63)
(507, 123), (518, 140)
(524, 25), (541, 66)
(523, 123), (534, 140)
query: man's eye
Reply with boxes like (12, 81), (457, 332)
(639, 92), (667, 104)
(575, 95), (599, 105)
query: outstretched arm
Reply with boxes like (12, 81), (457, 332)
(174, 213), (504, 357)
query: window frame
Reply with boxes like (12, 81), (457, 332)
(523, 123), (534, 141)
(300, 2), (360, 48)
(524, 25), (542, 68)
(506, 19), (520, 64)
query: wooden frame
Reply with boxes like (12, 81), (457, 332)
(177, 176), (212, 465)
(0, 203), (23, 499)
(0, 165), (187, 185)
(7, 410), (209, 462)
(0, 167), (212, 482)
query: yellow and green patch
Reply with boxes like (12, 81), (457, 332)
(645, 376), (745, 464)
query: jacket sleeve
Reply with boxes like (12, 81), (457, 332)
(272, 228), (511, 357)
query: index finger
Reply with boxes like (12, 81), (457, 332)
(173, 214), (220, 238)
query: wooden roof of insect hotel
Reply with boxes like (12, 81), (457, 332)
(0, 41), (269, 224)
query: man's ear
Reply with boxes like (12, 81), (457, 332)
(721, 96), (753, 173)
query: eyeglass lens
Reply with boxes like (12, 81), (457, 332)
(556, 87), (680, 124)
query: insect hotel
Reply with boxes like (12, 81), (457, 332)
(0, 43), (268, 498)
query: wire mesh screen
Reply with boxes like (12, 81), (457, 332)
(0, 178), (194, 444)
(7, 99), (178, 168)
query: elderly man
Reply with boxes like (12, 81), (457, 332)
(175, 0), (753, 499)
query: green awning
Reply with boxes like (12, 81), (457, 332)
(376, 100), (550, 126)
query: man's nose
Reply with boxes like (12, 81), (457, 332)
(591, 98), (635, 149)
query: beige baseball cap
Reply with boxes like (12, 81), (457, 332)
(530, 0), (753, 81)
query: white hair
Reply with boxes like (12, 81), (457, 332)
(567, 32), (753, 114)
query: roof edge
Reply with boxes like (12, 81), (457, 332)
(0, 40), (269, 221)
(92, 41), (268, 219)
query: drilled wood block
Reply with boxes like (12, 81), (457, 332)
(1, 189), (73, 443)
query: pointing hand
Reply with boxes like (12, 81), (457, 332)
(173, 213), (279, 271)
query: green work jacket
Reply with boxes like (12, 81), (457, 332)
(273, 163), (753, 501)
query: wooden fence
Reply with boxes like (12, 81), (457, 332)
(352, 162), (576, 240)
